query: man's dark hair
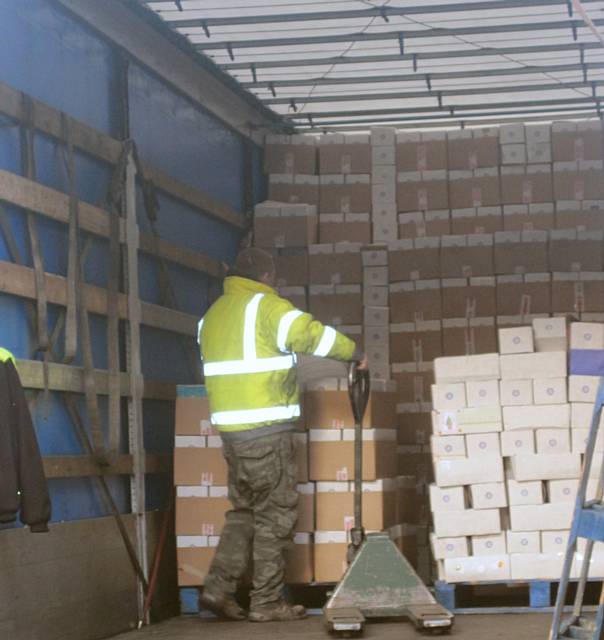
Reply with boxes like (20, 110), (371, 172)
(230, 247), (276, 282)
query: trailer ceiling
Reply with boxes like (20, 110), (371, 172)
(136, 0), (604, 131)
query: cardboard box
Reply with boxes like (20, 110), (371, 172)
(285, 533), (314, 583)
(304, 390), (397, 429)
(265, 135), (317, 174)
(434, 353), (500, 383)
(549, 229), (604, 272)
(451, 207), (502, 235)
(390, 321), (442, 365)
(440, 234), (494, 278)
(396, 131), (447, 171)
(510, 454), (581, 482)
(510, 503), (573, 531)
(431, 534), (470, 560)
(315, 479), (397, 530)
(496, 273), (551, 316)
(500, 124), (525, 145)
(268, 175), (320, 207)
(431, 383), (467, 412)
(396, 476), (419, 523)
(319, 179), (371, 214)
(571, 428), (604, 454)
(500, 379), (534, 406)
(503, 203), (554, 231)
(470, 482), (507, 510)
(570, 322), (604, 349)
(175, 486), (230, 536)
(397, 172), (449, 212)
(434, 454), (504, 487)
(308, 243), (363, 285)
(429, 484), (467, 512)
(533, 378), (567, 405)
(319, 213), (372, 244)
(552, 121), (603, 162)
(372, 145), (395, 166)
(551, 273), (604, 315)
(465, 379), (500, 408)
(466, 433), (501, 457)
(501, 430), (535, 456)
(507, 530), (541, 554)
(274, 250), (309, 287)
(254, 204), (318, 248)
(532, 317), (568, 352)
(319, 136), (371, 174)
(278, 285), (307, 311)
(308, 284), (362, 325)
(309, 429), (398, 481)
(502, 404), (570, 430)
(371, 126), (396, 146)
(494, 230), (549, 275)
(507, 479), (545, 506)
(447, 130), (499, 170)
(499, 351), (567, 380)
(548, 479), (579, 503)
(390, 280), (442, 323)
(389, 237), (441, 281)
(177, 536), (219, 586)
(541, 530), (569, 555)
(472, 532), (507, 555)
(569, 374), (600, 402)
(536, 428), (571, 455)
(444, 554), (510, 583)
(174, 437), (228, 486)
(510, 553), (564, 580)
(449, 170), (501, 209)
(433, 508), (501, 538)
(313, 531), (348, 583)
(441, 277), (496, 319)
(500, 165), (553, 204)
(175, 386), (212, 436)
(498, 326), (534, 355)
(553, 166), (604, 201)
(392, 368), (435, 405)
(442, 317), (497, 356)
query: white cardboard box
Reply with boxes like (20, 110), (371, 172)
(533, 378), (568, 405)
(432, 407), (502, 436)
(501, 430), (535, 456)
(444, 554), (511, 583)
(498, 327), (534, 355)
(510, 553), (564, 580)
(541, 530), (570, 554)
(571, 402), (604, 430)
(466, 379), (501, 408)
(433, 509), (501, 538)
(435, 455), (504, 487)
(500, 379), (534, 406)
(499, 352), (567, 380)
(532, 317), (568, 352)
(470, 482), (508, 509)
(431, 434), (466, 458)
(430, 534), (470, 560)
(536, 428), (571, 455)
(510, 453), (581, 481)
(472, 532), (507, 556)
(548, 479), (579, 503)
(503, 404), (570, 430)
(466, 433), (501, 457)
(569, 375), (600, 403)
(434, 353), (500, 383)
(507, 479), (545, 506)
(431, 383), (467, 412)
(570, 322), (604, 350)
(509, 503), (573, 531)
(429, 484), (467, 512)
(507, 530), (541, 554)
(571, 428), (604, 453)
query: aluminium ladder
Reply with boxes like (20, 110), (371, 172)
(550, 377), (604, 640)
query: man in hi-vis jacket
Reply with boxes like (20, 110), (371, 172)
(198, 248), (367, 622)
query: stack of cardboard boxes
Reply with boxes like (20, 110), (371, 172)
(429, 318), (604, 583)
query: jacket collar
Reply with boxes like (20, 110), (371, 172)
(224, 276), (275, 296)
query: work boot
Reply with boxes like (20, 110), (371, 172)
(199, 590), (247, 621)
(248, 601), (306, 622)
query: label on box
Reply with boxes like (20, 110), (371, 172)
(201, 472), (214, 486)
(522, 180), (533, 204)
(574, 178), (585, 201)
(472, 186), (483, 207)
(418, 188), (428, 211)
(336, 467), (349, 481)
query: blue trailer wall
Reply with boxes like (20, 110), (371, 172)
(0, 0), (264, 522)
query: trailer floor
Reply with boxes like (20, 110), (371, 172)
(112, 613), (551, 639)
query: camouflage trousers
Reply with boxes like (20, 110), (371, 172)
(204, 430), (299, 608)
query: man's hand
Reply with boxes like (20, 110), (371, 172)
(356, 353), (369, 370)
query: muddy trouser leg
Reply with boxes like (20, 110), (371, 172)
(203, 439), (255, 598)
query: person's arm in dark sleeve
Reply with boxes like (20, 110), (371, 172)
(7, 361), (51, 532)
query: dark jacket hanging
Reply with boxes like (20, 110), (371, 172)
(0, 359), (51, 532)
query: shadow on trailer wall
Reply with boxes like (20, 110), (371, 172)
(0, 2), (267, 639)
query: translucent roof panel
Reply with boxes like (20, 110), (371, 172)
(139, 0), (604, 131)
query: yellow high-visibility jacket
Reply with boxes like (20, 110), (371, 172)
(0, 348), (15, 364)
(199, 276), (357, 432)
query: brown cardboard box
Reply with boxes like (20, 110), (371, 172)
(175, 389), (212, 436)
(396, 476), (419, 523)
(396, 409), (432, 445)
(447, 130), (499, 170)
(268, 175), (320, 206)
(177, 539), (218, 586)
(308, 244), (363, 285)
(442, 317), (497, 356)
(451, 207), (502, 235)
(389, 238), (441, 281)
(440, 234), (494, 278)
(308, 285), (363, 325)
(296, 484), (315, 531)
(285, 533), (314, 583)
(175, 489), (230, 536)
(441, 276), (496, 319)
(389, 321), (442, 364)
(503, 203), (555, 231)
(319, 213), (371, 244)
(314, 531), (348, 583)
(391, 368), (435, 407)
(319, 138), (371, 174)
(390, 280), (442, 323)
(500, 165), (553, 204)
(309, 429), (398, 481)
(496, 274), (551, 316)
(549, 230), (604, 272)
(264, 135), (317, 174)
(274, 250), (309, 287)
(396, 132), (447, 171)
(494, 230), (549, 275)
(315, 479), (397, 530)
(556, 203), (604, 231)
(552, 122), (603, 162)
(254, 210), (318, 249)
(397, 446), (434, 482)
(397, 173), (449, 212)
(278, 286), (308, 312)
(552, 273), (604, 314)
(553, 166), (604, 201)
(304, 390), (397, 429)
(174, 442), (228, 487)
(319, 179), (371, 214)
(449, 170), (501, 209)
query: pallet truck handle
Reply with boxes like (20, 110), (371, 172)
(347, 361), (370, 424)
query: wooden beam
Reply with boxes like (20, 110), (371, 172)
(42, 454), (170, 478)
(16, 358), (176, 401)
(0, 169), (222, 278)
(0, 259), (199, 337)
(0, 77), (246, 230)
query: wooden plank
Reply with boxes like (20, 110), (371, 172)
(0, 80), (246, 230)
(0, 169), (222, 277)
(0, 259), (199, 337)
(42, 454), (170, 478)
(15, 358), (176, 401)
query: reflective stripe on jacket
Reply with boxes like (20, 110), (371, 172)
(0, 348), (15, 364)
(199, 276), (356, 432)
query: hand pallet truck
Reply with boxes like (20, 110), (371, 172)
(550, 378), (604, 640)
(324, 363), (454, 636)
